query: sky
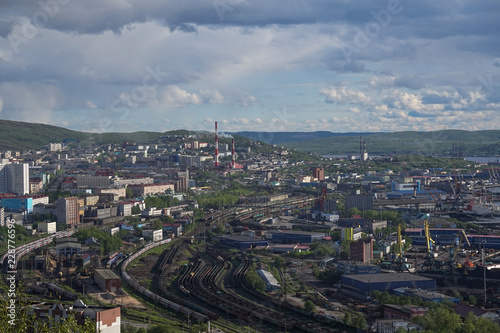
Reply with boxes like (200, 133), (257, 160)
(0, 0), (499, 134)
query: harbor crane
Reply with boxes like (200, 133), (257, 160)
(448, 229), (471, 270)
(422, 219), (436, 270)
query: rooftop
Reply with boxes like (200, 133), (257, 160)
(343, 273), (434, 284)
(94, 269), (120, 280)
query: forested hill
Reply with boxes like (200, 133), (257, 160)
(0, 119), (164, 150)
(234, 130), (500, 156)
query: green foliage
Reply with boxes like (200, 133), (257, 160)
(413, 306), (461, 333)
(196, 182), (254, 209)
(352, 314), (367, 329)
(151, 219), (163, 230)
(126, 188), (134, 198)
(273, 256), (286, 269)
(74, 227), (122, 254)
(32, 212), (57, 222)
(0, 283), (95, 332)
(245, 266), (266, 293)
(131, 205), (141, 214)
(144, 196), (179, 209)
(214, 223), (225, 234)
(304, 300), (316, 313)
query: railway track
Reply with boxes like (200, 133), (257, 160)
(179, 248), (339, 332)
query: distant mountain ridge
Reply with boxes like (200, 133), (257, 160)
(233, 130), (500, 156)
(1, 119), (500, 156)
(230, 131), (379, 145)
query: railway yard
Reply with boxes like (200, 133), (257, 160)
(5, 194), (500, 332)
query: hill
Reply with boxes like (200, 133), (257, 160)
(234, 130), (500, 156)
(230, 131), (378, 145)
(0, 120), (163, 150)
(282, 130), (500, 156)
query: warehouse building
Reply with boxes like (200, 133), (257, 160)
(218, 235), (268, 249)
(340, 273), (435, 300)
(270, 230), (327, 244)
(94, 269), (122, 293)
(257, 269), (281, 291)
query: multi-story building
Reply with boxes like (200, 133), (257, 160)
(349, 238), (373, 263)
(37, 221), (57, 234)
(112, 177), (153, 187)
(57, 197), (80, 226)
(0, 196), (33, 213)
(128, 183), (175, 197)
(48, 143), (63, 152)
(142, 229), (163, 242)
(117, 202), (133, 216)
(313, 167), (325, 181)
(76, 175), (111, 189)
(29, 178), (44, 193)
(0, 163), (29, 195)
(345, 194), (373, 211)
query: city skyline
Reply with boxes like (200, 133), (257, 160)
(0, 1), (499, 133)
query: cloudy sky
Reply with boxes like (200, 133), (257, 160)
(0, 0), (499, 134)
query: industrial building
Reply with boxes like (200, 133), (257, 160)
(94, 269), (122, 293)
(218, 235), (268, 249)
(340, 273), (436, 300)
(337, 261), (380, 275)
(383, 304), (428, 321)
(257, 269), (281, 291)
(56, 237), (86, 257)
(270, 230), (327, 244)
(393, 288), (460, 304)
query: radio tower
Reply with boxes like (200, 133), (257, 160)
(214, 121), (219, 167)
(232, 138), (236, 169)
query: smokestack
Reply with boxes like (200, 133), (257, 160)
(215, 121), (219, 167)
(232, 138), (235, 169)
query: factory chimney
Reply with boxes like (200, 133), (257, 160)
(215, 122), (219, 167)
(232, 138), (236, 169)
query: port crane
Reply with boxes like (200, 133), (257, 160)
(422, 219), (436, 270)
(447, 229), (471, 270)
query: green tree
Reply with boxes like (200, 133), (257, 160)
(304, 300), (316, 313)
(273, 256), (286, 269)
(352, 315), (367, 330)
(152, 219), (163, 230)
(413, 306), (461, 333)
(0, 284), (95, 333)
(126, 187), (134, 198)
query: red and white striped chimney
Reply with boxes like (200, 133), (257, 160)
(215, 121), (219, 167)
(231, 138), (235, 169)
